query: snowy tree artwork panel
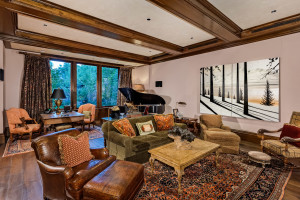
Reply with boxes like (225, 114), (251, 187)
(200, 57), (279, 122)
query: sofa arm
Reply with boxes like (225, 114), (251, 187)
(200, 123), (207, 130)
(90, 147), (110, 160)
(37, 160), (74, 180)
(221, 125), (231, 131)
(106, 131), (133, 148)
(174, 123), (188, 129)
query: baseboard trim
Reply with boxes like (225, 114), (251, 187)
(232, 129), (278, 144)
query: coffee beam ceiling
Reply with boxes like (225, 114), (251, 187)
(0, 0), (182, 54)
(147, 0), (241, 42)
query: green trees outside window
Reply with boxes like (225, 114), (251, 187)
(50, 60), (71, 108)
(77, 64), (97, 107)
(102, 67), (119, 106)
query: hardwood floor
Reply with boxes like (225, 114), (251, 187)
(0, 138), (299, 200)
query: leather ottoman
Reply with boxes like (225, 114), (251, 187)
(83, 160), (144, 200)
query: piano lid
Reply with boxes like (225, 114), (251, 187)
(118, 88), (165, 105)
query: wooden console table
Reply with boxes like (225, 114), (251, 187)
(40, 111), (84, 134)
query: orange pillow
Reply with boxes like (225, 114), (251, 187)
(112, 118), (136, 137)
(154, 114), (174, 131)
(58, 132), (94, 167)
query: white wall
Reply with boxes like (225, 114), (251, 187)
(0, 41), (4, 134)
(132, 32), (300, 134)
(4, 49), (25, 111)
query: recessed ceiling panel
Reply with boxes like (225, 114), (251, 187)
(10, 43), (143, 67)
(208, 0), (300, 29)
(18, 14), (161, 56)
(47, 0), (214, 46)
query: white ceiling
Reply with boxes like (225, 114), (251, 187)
(18, 14), (161, 57)
(47, 0), (215, 46)
(208, 0), (300, 29)
(10, 43), (143, 67)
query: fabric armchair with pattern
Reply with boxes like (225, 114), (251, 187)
(78, 103), (96, 130)
(6, 108), (41, 142)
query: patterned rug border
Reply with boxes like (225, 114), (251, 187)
(2, 140), (34, 158)
(271, 170), (292, 200)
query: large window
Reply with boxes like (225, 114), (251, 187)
(102, 67), (119, 106)
(50, 60), (71, 107)
(77, 64), (97, 107)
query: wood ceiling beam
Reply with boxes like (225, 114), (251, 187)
(151, 14), (300, 64)
(147, 0), (241, 42)
(15, 29), (150, 64)
(0, 0), (182, 54)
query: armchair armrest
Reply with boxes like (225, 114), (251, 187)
(221, 124), (231, 131)
(200, 123), (207, 130)
(280, 136), (300, 143)
(90, 147), (110, 159)
(106, 131), (133, 148)
(174, 123), (187, 129)
(37, 160), (74, 180)
(258, 128), (283, 135)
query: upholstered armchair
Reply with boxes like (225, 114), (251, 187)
(258, 111), (300, 166)
(6, 108), (41, 142)
(78, 103), (96, 130)
(31, 128), (116, 200)
(200, 114), (240, 154)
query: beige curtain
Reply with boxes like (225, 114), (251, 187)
(117, 67), (132, 105)
(20, 54), (52, 121)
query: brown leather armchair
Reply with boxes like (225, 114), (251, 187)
(31, 128), (116, 200)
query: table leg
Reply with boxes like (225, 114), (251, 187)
(44, 126), (47, 134)
(149, 156), (155, 173)
(175, 168), (184, 194)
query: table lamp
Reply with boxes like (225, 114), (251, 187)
(51, 88), (66, 113)
(133, 84), (145, 92)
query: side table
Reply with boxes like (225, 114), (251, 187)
(175, 117), (198, 133)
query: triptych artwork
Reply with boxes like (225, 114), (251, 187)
(200, 57), (280, 122)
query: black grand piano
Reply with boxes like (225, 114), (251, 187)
(118, 88), (165, 114)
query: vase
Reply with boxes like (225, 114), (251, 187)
(168, 134), (192, 150)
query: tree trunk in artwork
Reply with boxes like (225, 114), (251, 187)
(244, 62), (249, 115)
(236, 63), (240, 103)
(202, 68), (205, 96)
(222, 65), (225, 101)
(210, 66), (214, 102)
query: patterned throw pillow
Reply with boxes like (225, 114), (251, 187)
(58, 132), (94, 167)
(136, 120), (155, 135)
(112, 118), (136, 137)
(154, 114), (174, 131)
(280, 123), (300, 147)
(82, 111), (91, 119)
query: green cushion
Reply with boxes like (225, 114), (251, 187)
(132, 135), (172, 151)
(136, 120), (155, 135)
(82, 111), (91, 119)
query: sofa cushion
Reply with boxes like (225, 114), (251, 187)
(136, 120), (155, 135)
(154, 114), (174, 131)
(132, 135), (172, 152)
(68, 156), (116, 191)
(150, 131), (169, 138)
(112, 118), (136, 137)
(58, 132), (94, 167)
(201, 115), (222, 128)
(128, 116), (157, 136)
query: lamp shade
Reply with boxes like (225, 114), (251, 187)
(51, 88), (66, 99)
(133, 84), (145, 92)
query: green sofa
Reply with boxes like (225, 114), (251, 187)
(102, 115), (187, 163)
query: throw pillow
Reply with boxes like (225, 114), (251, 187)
(58, 132), (94, 167)
(82, 111), (91, 119)
(112, 118), (136, 137)
(154, 114), (174, 131)
(136, 120), (155, 135)
(280, 123), (300, 147)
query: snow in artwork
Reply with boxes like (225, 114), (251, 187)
(200, 57), (279, 122)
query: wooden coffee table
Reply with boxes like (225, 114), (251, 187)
(148, 138), (220, 193)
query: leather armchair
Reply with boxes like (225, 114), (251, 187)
(31, 128), (116, 200)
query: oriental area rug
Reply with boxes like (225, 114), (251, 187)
(2, 126), (103, 157)
(136, 152), (291, 200)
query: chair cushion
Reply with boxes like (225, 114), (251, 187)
(68, 156), (116, 191)
(27, 124), (41, 132)
(58, 132), (94, 167)
(280, 124), (300, 147)
(262, 140), (300, 158)
(201, 115), (222, 128)
(207, 128), (228, 132)
(154, 114), (174, 131)
(205, 131), (240, 143)
(136, 120), (155, 135)
(83, 111), (91, 119)
(112, 118), (136, 137)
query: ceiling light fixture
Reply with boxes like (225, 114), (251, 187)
(147, 18), (151, 21)
(271, 10), (277, 13)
